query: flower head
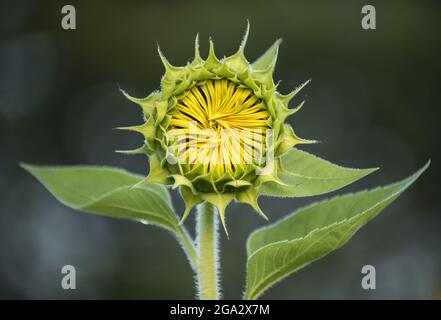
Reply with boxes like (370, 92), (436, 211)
(119, 23), (315, 234)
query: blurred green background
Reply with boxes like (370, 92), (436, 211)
(1, 0), (440, 299)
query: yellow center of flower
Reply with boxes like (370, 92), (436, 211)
(167, 79), (270, 175)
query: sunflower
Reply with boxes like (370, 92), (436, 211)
(119, 23), (315, 233)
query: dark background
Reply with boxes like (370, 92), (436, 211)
(1, 0), (440, 299)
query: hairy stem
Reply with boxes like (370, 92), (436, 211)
(175, 226), (198, 273)
(196, 202), (220, 299)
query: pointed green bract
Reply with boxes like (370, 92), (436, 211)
(180, 186), (203, 224)
(236, 187), (268, 221)
(244, 161), (429, 300)
(200, 193), (234, 236)
(251, 39), (282, 71)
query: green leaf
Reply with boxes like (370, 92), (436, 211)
(245, 161), (429, 300)
(21, 164), (179, 231)
(260, 148), (378, 197)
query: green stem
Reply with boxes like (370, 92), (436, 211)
(196, 202), (220, 300)
(175, 226), (198, 273)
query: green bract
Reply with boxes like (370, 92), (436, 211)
(118, 24), (319, 232)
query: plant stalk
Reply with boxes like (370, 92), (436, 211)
(196, 202), (220, 300)
(175, 226), (198, 273)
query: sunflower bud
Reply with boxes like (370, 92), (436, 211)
(119, 23), (315, 233)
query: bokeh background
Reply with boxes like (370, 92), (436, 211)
(1, 0), (440, 299)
